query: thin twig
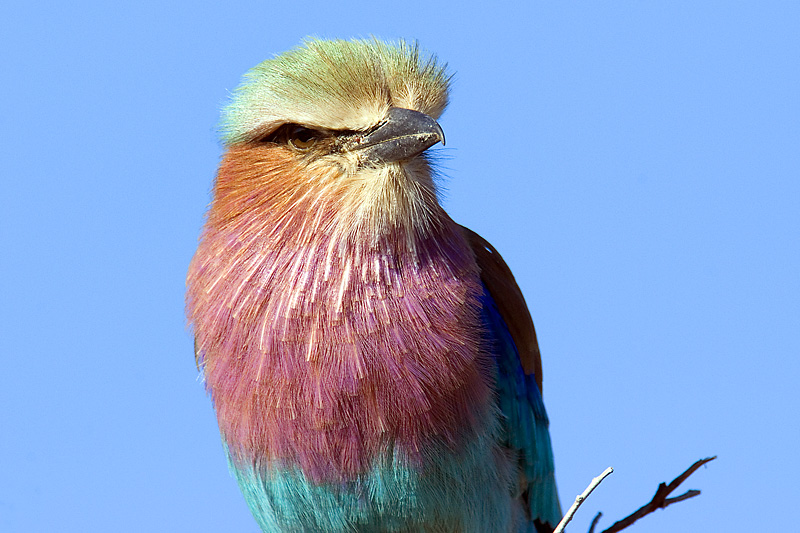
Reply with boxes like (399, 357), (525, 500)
(664, 489), (701, 505)
(588, 512), (603, 533)
(599, 456), (716, 533)
(553, 467), (614, 533)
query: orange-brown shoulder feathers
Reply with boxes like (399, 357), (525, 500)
(461, 226), (544, 393)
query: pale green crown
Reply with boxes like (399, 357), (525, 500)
(220, 38), (451, 144)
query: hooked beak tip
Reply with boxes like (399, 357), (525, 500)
(434, 122), (446, 147)
(354, 107), (446, 163)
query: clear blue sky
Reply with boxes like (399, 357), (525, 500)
(2, 2), (798, 532)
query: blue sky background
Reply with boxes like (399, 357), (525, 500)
(2, 2), (798, 532)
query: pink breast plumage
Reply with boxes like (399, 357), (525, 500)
(186, 149), (494, 483)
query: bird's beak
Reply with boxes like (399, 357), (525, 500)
(348, 107), (445, 164)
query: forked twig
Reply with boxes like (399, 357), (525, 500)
(597, 456), (717, 533)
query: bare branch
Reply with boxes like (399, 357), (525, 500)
(553, 467), (614, 533)
(599, 456), (716, 533)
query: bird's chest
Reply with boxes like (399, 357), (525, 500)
(197, 229), (497, 480)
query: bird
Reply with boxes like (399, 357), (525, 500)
(186, 38), (561, 532)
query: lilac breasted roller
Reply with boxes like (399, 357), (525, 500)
(187, 38), (561, 532)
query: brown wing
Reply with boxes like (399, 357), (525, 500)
(461, 225), (544, 393)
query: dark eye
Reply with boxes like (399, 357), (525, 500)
(258, 124), (320, 150)
(287, 126), (317, 150)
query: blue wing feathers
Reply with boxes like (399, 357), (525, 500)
(480, 286), (561, 529)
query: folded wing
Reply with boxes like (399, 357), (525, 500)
(463, 226), (561, 532)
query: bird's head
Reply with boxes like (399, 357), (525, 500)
(212, 39), (451, 242)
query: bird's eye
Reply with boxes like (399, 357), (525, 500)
(288, 126), (317, 150)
